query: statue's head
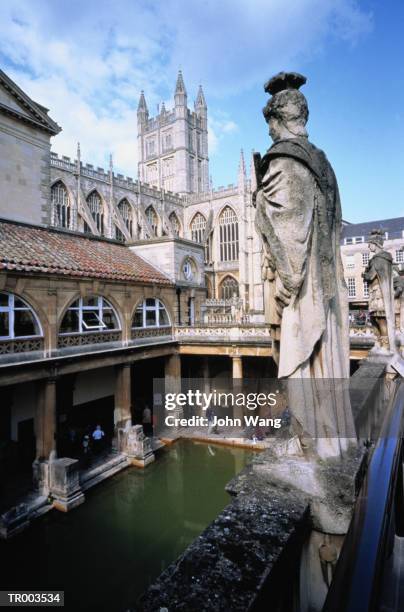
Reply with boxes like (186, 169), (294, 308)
(368, 229), (384, 252)
(263, 72), (309, 142)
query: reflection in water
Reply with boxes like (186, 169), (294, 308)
(0, 441), (252, 612)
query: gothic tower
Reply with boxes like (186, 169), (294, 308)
(137, 71), (209, 195)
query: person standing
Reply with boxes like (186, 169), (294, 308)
(92, 424), (105, 454)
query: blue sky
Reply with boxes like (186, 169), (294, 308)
(0, 0), (403, 222)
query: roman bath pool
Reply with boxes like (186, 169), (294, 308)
(1, 440), (253, 611)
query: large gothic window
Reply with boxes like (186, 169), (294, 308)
(51, 181), (71, 229)
(87, 191), (104, 234)
(117, 198), (133, 238)
(169, 212), (181, 237)
(145, 206), (158, 236)
(220, 276), (239, 300)
(60, 297), (120, 334)
(0, 293), (42, 339)
(219, 206), (239, 262)
(132, 298), (170, 328)
(190, 213), (206, 243)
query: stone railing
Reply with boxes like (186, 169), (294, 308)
(185, 184), (239, 205)
(131, 326), (173, 340)
(0, 337), (44, 355)
(57, 330), (122, 348)
(202, 297), (248, 325)
(175, 324), (270, 343)
(349, 325), (375, 338)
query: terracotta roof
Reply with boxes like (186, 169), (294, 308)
(0, 220), (172, 285)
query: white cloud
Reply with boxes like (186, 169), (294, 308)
(0, 0), (372, 177)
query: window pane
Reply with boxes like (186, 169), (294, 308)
(14, 310), (37, 337)
(159, 309), (169, 326)
(14, 298), (27, 308)
(145, 298), (155, 307)
(146, 310), (157, 326)
(0, 294), (9, 307)
(82, 310), (103, 329)
(133, 309), (143, 328)
(82, 297), (98, 307)
(0, 312), (9, 336)
(60, 310), (79, 333)
(102, 311), (117, 330)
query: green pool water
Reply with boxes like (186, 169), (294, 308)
(1, 440), (253, 611)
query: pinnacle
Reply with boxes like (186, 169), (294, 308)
(175, 70), (187, 96)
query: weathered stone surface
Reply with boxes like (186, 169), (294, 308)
(50, 458), (84, 512)
(137, 457), (309, 611)
(254, 73), (353, 460)
(0, 503), (30, 539)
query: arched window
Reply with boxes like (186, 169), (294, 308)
(87, 191), (104, 234)
(117, 198), (133, 237)
(0, 293), (42, 339)
(169, 212), (181, 237)
(145, 206), (158, 236)
(219, 206), (239, 262)
(190, 213), (206, 243)
(51, 181), (71, 228)
(115, 226), (125, 242)
(133, 299), (170, 328)
(220, 276), (239, 300)
(60, 297), (120, 334)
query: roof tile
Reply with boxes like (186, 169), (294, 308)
(0, 221), (172, 285)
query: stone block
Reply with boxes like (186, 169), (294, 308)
(0, 503), (30, 539)
(123, 424), (155, 467)
(50, 458), (85, 512)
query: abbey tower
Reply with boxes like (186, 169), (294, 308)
(137, 71), (209, 195)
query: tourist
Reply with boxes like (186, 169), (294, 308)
(82, 434), (91, 468)
(92, 424), (105, 454)
(142, 405), (152, 436)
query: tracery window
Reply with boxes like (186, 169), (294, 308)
(220, 276), (239, 300)
(60, 297), (120, 334)
(115, 226), (125, 242)
(219, 206), (239, 262)
(117, 198), (133, 237)
(51, 181), (71, 228)
(0, 293), (42, 339)
(145, 206), (158, 236)
(169, 212), (181, 237)
(132, 298), (170, 328)
(190, 213), (206, 244)
(87, 191), (104, 234)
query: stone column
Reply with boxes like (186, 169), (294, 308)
(165, 353), (182, 428)
(113, 363), (132, 452)
(33, 377), (57, 494)
(35, 377), (57, 459)
(114, 364), (132, 430)
(232, 355), (243, 379)
(232, 356), (243, 423)
(165, 353), (181, 388)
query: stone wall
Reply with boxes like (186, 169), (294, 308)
(0, 111), (52, 226)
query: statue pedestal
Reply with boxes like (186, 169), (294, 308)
(121, 425), (155, 468)
(254, 446), (365, 533)
(50, 458), (85, 512)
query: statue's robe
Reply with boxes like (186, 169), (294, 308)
(255, 137), (355, 457)
(367, 250), (396, 352)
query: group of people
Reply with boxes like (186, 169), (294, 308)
(66, 424), (106, 465)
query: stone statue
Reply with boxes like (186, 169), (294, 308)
(363, 230), (396, 354)
(254, 72), (354, 458)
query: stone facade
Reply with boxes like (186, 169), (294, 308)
(341, 218), (404, 309)
(0, 70), (60, 226)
